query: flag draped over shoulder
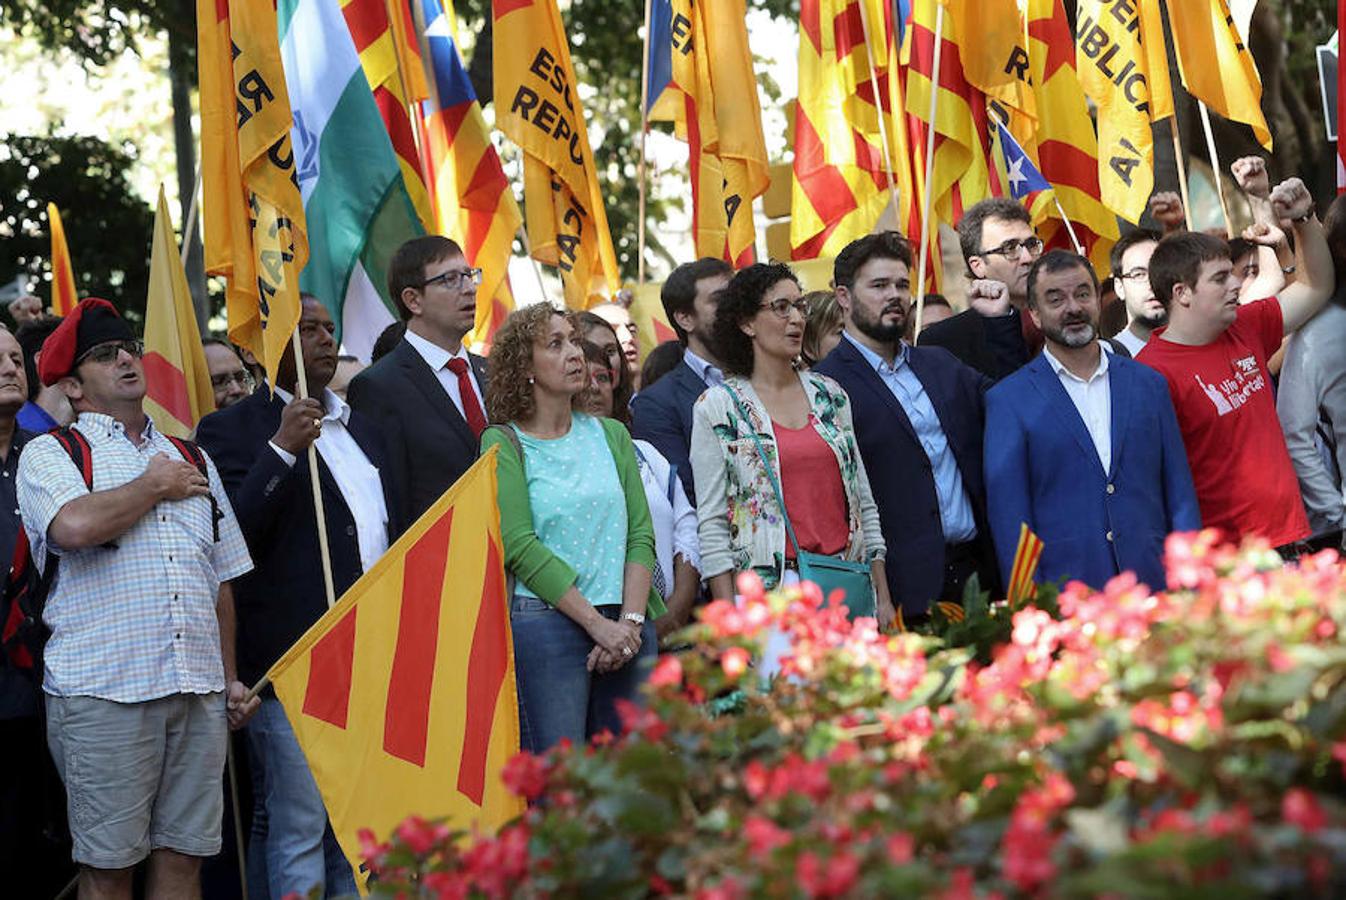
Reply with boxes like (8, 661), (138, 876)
(340, 0), (437, 232)
(143, 186), (215, 438)
(46, 203), (77, 317)
(1024, 0), (1119, 274)
(279, 0), (425, 362)
(269, 449), (523, 890)
(492, 0), (618, 308)
(419, 0), (522, 348)
(1074, 0), (1172, 224)
(197, 0), (308, 388)
(1166, 0), (1272, 151)
(790, 0), (919, 261)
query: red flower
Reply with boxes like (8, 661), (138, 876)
(615, 698), (669, 742)
(886, 832), (915, 865)
(1282, 788), (1327, 833)
(743, 815), (790, 858)
(742, 760), (770, 800)
(798, 851), (862, 898)
(649, 654), (683, 688)
(500, 752), (548, 801)
(695, 876), (745, 900)
(395, 815), (438, 856)
(736, 570), (765, 603)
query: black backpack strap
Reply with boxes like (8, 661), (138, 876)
(164, 436), (221, 543)
(49, 427), (94, 491)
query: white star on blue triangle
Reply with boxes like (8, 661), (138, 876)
(996, 121), (1051, 201)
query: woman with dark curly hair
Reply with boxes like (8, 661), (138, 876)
(481, 304), (663, 753)
(689, 263), (894, 628)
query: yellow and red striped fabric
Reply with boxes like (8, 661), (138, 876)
(1006, 523), (1045, 605)
(46, 203), (78, 317)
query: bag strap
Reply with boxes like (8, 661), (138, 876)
(721, 384), (804, 561)
(165, 436), (222, 543)
(486, 424), (525, 599)
(50, 427), (94, 491)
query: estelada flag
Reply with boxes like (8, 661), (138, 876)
(493, 0), (619, 308)
(268, 449), (523, 889)
(197, 0), (309, 388)
(142, 186), (216, 438)
(46, 203), (77, 317)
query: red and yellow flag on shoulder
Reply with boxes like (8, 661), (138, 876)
(340, 0), (437, 231)
(492, 0), (619, 308)
(269, 449), (523, 889)
(46, 203), (77, 317)
(197, 0), (309, 388)
(143, 186), (215, 438)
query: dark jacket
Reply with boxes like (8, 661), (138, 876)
(814, 338), (998, 616)
(916, 308), (1029, 381)
(630, 357), (709, 502)
(196, 390), (400, 688)
(346, 337), (488, 532)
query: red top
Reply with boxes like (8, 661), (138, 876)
(1136, 298), (1309, 547)
(774, 417), (849, 560)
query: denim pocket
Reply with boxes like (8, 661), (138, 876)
(509, 594), (552, 615)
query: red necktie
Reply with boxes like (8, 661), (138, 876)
(446, 357), (487, 437)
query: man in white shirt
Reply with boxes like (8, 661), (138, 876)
(348, 236), (489, 528)
(196, 296), (398, 898)
(984, 251), (1200, 591)
(1110, 228), (1164, 357)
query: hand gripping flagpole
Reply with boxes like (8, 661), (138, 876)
(913, 1), (945, 341)
(855, 0), (904, 231)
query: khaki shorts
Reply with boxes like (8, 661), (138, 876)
(46, 692), (226, 870)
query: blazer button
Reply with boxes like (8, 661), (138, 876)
(1106, 484), (1115, 494)
(1105, 531), (1114, 542)
(346, 525), (356, 537)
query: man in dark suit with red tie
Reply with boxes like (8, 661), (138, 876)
(348, 236), (489, 533)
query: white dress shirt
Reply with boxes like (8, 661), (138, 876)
(403, 329), (485, 421)
(1043, 343), (1112, 474)
(270, 387), (390, 573)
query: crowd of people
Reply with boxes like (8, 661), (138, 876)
(1, 153), (1344, 898)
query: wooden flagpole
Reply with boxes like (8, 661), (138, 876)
(179, 169), (203, 267)
(1198, 101), (1235, 237)
(637, 0), (653, 285)
(913, 2), (945, 340)
(855, 0), (904, 229)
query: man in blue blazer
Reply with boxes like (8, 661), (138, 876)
(631, 257), (732, 503)
(815, 232), (999, 621)
(985, 251), (1200, 592)
(196, 297), (400, 898)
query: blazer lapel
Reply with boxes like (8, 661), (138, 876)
(835, 339), (920, 446)
(1107, 357), (1132, 478)
(395, 341), (478, 453)
(1027, 354), (1107, 478)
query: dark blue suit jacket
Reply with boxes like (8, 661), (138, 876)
(984, 352), (1201, 592)
(815, 338), (997, 616)
(631, 358), (708, 502)
(196, 389), (401, 687)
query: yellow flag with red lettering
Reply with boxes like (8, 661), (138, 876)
(46, 203), (78, 317)
(143, 186), (216, 438)
(492, 0), (619, 308)
(197, 0), (309, 388)
(269, 449), (523, 890)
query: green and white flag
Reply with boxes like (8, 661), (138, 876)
(279, 0), (423, 360)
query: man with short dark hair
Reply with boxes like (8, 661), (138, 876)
(197, 297), (397, 897)
(918, 198), (1045, 380)
(1109, 228), (1164, 356)
(347, 236), (488, 530)
(814, 232), (997, 622)
(630, 257), (733, 501)
(202, 338), (251, 411)
(1137, 176), (1334, 549)
(17, 298), (254, 899)
(985, 251), (1199, 590)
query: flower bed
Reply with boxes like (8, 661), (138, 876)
(363, 532), (1346, 898)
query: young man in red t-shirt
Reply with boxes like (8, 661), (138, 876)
(1136, 174), (1334, 549)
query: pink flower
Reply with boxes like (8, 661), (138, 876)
(743, 815), (790, 858)
(796, 851), (860, 898)
(649, 654), (683, 688)
(500, 752), (548, 800)
(1282, 788), (1327, 833)
(695, 876), (745, 900)
(395, 815), (438, 856)
(886, 832), (915, 865)
(721, 646), (751, 680)
(735, 570), (765, 603)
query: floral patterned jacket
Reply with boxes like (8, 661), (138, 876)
(689, 371), (885, 588)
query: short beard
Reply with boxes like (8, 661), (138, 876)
(1134, 306), (1168, 328)
(1044, 318), (1097, 349)
(852, 303), (906, 345)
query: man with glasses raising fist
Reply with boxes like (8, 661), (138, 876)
(917, 198), (1045, 381)
(348, 236), (490, 532)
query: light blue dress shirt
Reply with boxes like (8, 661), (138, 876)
(683, 348), (724, 387)
(843, 333), (977, 543)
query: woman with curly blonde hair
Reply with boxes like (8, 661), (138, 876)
(481, 303), (663, 753)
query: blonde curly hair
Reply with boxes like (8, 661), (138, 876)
(485, 303), (592, 424)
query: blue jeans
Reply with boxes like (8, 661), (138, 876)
(246, 698), (355, 898)
(510, 596), (657, 753)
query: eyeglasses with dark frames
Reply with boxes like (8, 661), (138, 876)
(421, 268), (483, 291)
(979, 237), (1044, 260)
(759, 297), (810, 319)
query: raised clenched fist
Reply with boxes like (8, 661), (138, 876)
(1148, 191), (1186, 233)
(1269, 177), (1314, 223)
(1241, 222), (1286, 249)
(1230, 156), (1271, 200)
(967, 279), (1011, 317)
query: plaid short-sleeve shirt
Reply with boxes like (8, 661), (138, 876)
(16, 413), (252, 702)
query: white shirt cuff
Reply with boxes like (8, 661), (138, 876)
(269, 441), (297, 467)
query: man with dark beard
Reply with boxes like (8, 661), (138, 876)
(814, 232), (998, 623)
(984, 251), (1199, 592)
(1110, 229), (1165, 356)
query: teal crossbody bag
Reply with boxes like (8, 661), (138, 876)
(723, 386), (876, 620)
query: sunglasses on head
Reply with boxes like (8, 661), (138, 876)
(75, 340), (144, 367)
